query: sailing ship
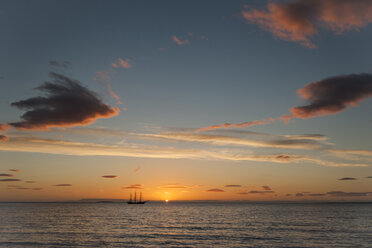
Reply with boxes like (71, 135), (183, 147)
(127, 192), (147, 204)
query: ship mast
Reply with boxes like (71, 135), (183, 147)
(129, 193), (132, 203)
(134, 192), (137, 203)
(140, 192), (142, 202)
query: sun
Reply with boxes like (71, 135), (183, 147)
(165, 199), (169, 203)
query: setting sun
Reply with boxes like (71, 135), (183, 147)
(165, 199), (169, 203)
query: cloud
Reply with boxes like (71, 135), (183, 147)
(206, 188), (225, 192)
(261, 186), (272, 190)
(9, 72), (119, 130)
(326, 191), (372, 197)
(367, 176), (372, 179)
(54, 184), (72, 186)
(143, 132), (326, 150)
(0, 124), (10, 131)
(9, 169), (20, 172)
(122, 184), (143, 190)
(49, 61), (71, 68)
(134, 165), (141, 173)
(101, 175), (119, 179)
(224, 185), (242, 187)
(0, 179), (21, 182)
(111, 58), (131, 69)
(172, 35), (189, 45)
(286, 74), (372, 119)
(0, 174), (13, 177)
(249, 190), (275, 194)
(296, 193), (304, 197)
(162, 184), (187, 189)
(0, 135), (8, 142)
(237, 190), (249, 195)
(338, 177), (357, 181)
(94, 71), (123, 105)
(32, 188), (42, 190)
(0, 135), (366, 167)
(308, 193), (325, 196)
(196, 118), (275, 132)
(25, 181), (36, 183)
(242, 0), (372, 48)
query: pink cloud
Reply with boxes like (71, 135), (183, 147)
(196, 118), (275, 132)
(242, 0), (372, 48)
(112, 58), (131, 69)
(172, 35), (189, 45)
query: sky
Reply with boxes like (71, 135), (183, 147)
(0, 0), (372, 202)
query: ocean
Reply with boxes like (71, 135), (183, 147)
(0, 202), (371, 247)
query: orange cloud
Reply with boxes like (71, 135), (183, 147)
(172, 35), (189, 45)
(9, 169), (20, 172)
(0, 124), (10, 131)
(161, 184), (187, 189)
(261, 186), (272, 191)
(111, 58), (131, 69)
(134, 165), (141, 173)
(243, 0), (372, 48)
(54, 184), (72, 187)
(94, 71), (123, 105)
(9, 72), (119, 130)
(195, 118), (275, 132)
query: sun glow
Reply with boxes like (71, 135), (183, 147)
(165, 199), (169, 203)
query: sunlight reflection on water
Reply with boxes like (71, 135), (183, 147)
(0, 202), (371, 247)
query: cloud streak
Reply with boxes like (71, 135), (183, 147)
(196, 118), (275, 132)
(0, 135), (8, 142)
(206, 188), (225, 192)
(9, 72), (119, 130)
(243, 0), (372, 48)
(101, 175), (119, 179)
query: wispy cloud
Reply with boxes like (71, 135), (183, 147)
(172, 35), (189, 45)
(196, 118), (275, 132)
(101, 175), (119, 179)
(143, 132), (327, 150)
(9, 169), (20, 172)
(111, 58), (131, 69)
(161, 184), (188, 189)
(248, 190), (275, 194)
(206, 188), (225, 192)
(134, 165), (141, 173)
(0, 136), (366, 167)
(54, 184), (72, 186)
(122, 184), (143, 190)
(9, 72), (119, 130)
(242, 0), (372, 48)
(327, 191), (372, 197)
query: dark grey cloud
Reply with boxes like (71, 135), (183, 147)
(101, 175), (119, 179)
(9, 72), (119, 130)
(327, 191), (372, 197)
(339, 177), (357, 181)
(289, 74), (372, 119)
(309, 193), (326, 196)
(0, 174), (13, 177)
(261, 186), (272, 191)
(0, 179), (21, 182)
(25, 181), (36, 183)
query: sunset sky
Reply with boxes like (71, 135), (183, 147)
(1, 0), (372, 202)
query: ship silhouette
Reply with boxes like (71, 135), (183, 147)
(128, 192), (147, 204)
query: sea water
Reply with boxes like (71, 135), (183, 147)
(0, 202), (371, 247)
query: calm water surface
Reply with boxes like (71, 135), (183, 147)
(0, 202), (371, 247)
